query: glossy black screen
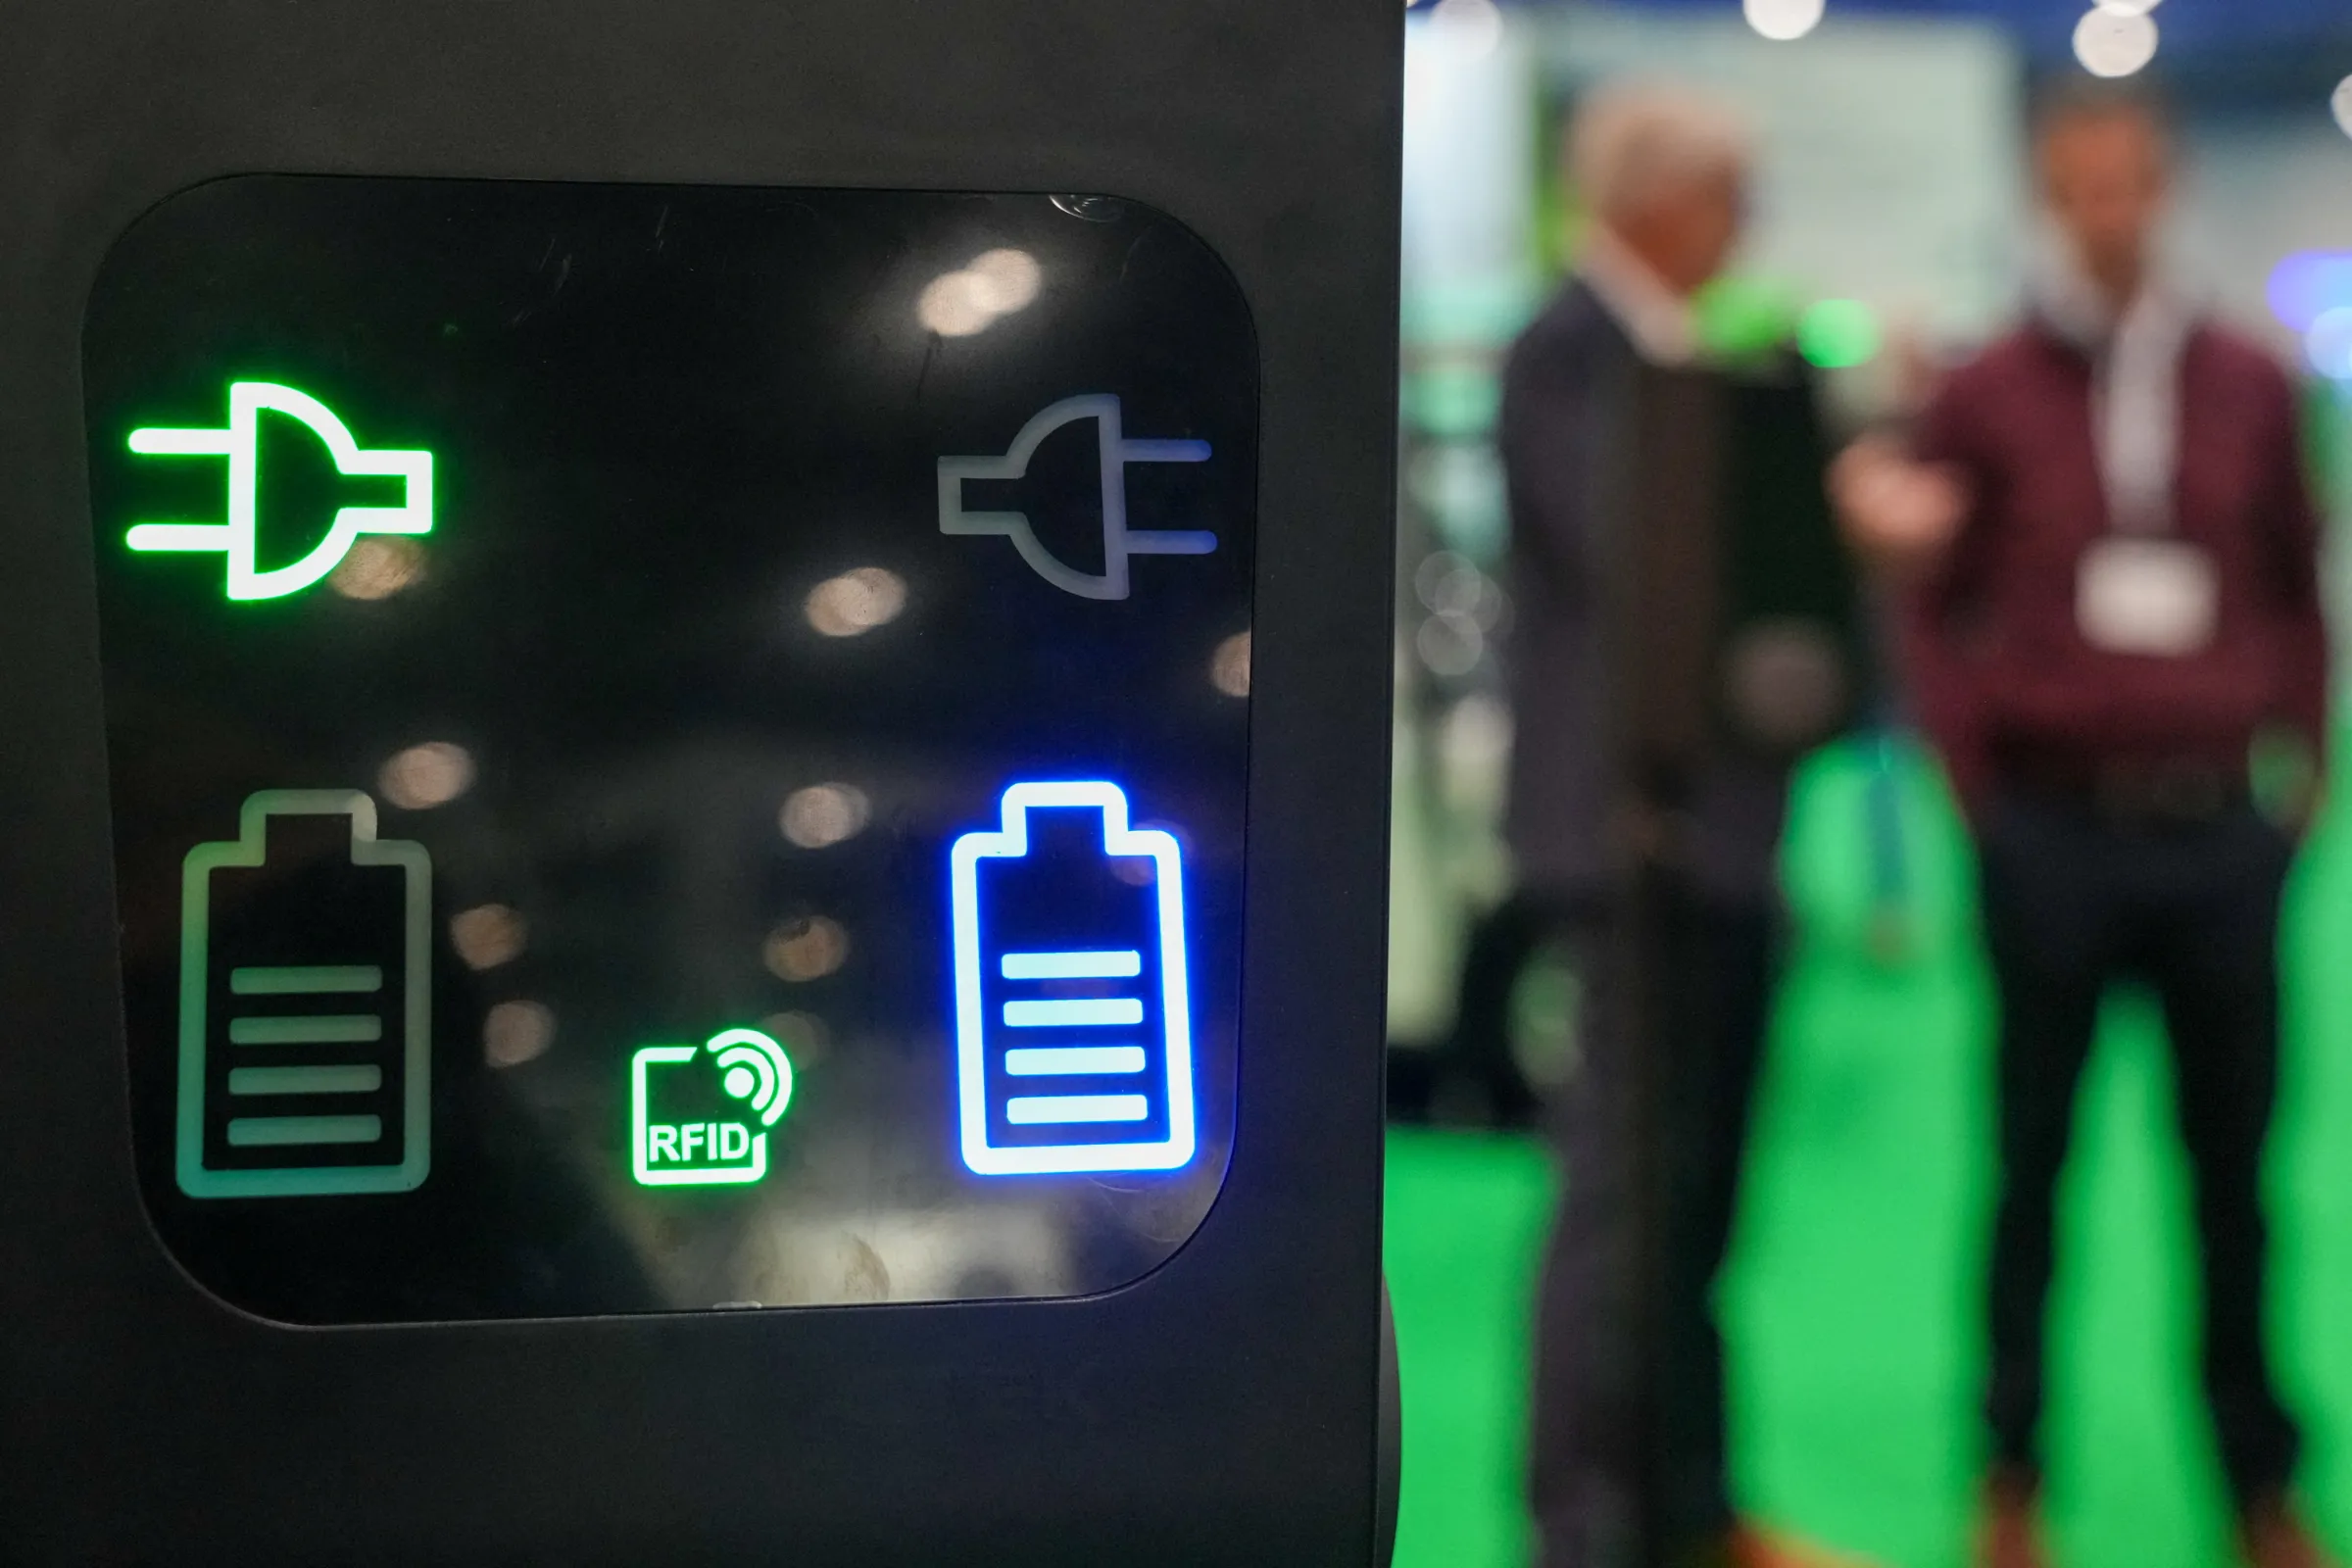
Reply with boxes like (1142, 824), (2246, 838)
(84, 175), (1254, 1323)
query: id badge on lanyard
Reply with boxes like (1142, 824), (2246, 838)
(2076, 318), (2213, 658)
(2078, 535), (2218, 657)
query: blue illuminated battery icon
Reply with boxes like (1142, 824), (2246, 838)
(950, 781), (1198, 1175)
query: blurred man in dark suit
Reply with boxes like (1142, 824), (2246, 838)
(1838, 84), (2337, 1568)
(1505, 84), (1867, 1568)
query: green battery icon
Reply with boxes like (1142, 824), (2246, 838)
(176, 791), (432, 1199)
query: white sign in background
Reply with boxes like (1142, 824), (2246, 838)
(1532, 7), (2028, 345)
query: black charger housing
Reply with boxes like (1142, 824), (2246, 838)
(0, 3), (1401, 1563)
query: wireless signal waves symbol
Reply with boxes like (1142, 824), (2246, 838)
(708, 1028), (795, 1128)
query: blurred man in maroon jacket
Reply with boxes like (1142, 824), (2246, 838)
(1838, 85), (2336, 1568)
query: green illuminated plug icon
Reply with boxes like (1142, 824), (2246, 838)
(631, 1027), (797, 1187)
(126, 381), (432, 601)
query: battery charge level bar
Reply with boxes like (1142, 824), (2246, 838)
(997, 951), (1150, 1123)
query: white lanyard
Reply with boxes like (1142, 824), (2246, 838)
(2091, 291), (2191, 536)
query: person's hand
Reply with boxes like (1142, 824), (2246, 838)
(1829, 434), (1970, 582)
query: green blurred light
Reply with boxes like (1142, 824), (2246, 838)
(1404, 367), (1502, 439)
(1797, 299), (1883, 370)
(1697, 275), (1799, 362)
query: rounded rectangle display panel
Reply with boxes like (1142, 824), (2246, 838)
(84, 175), (1253, 1324)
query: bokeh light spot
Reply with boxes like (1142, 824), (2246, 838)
(484, 1001), (555, 1067)
(2074, 9), (2158, 78)
(764, 916), (852, 983)
(805, 567), (906, 637)
(378, 742), (475, 810)
(1743, 0), (1824, 43)
(780, 783), (872, 849)
(965, 249), (1043, 314)
(329, 536), (426, 600)
(917, 271), (996, 337)
(451, 904), (527, 970)
(2305, 308), (2352, 383)
(917, 249), (1045, 336)
(1797, 299), (1883, 369)
(1211, 631), (1251, 698)
(2267, 252), (2352, 334)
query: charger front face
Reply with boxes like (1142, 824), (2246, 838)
(86, 174), (1255, 1324)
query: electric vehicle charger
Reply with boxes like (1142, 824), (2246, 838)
(0, 3), (1401, 1563)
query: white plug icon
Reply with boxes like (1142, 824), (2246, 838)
(938, 394), (1213, 601)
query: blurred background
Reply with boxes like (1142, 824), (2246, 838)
(1378, 2), (2352, 1565)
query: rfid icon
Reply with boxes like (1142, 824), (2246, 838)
(630, 1027), (796, 1187)
(950, 782), (1198, 1175)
